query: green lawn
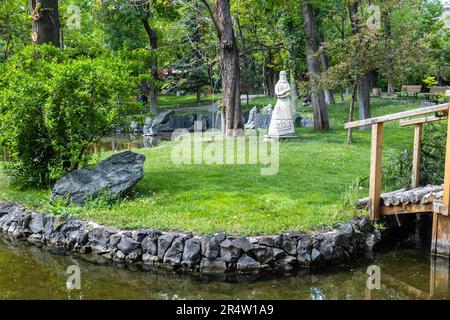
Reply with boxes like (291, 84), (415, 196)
(0, 97), (420, 236)
(158, 94), (217, 111)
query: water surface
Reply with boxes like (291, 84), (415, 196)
(0, 236), (448, 300)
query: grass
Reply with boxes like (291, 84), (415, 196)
(0, 97), (420, 236)
(158, 94), (218, 111)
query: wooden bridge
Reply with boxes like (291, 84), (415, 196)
(345, 102), (450, 257)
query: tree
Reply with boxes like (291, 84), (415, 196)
(302, 0), (329, 131)
(29, 0), (60, 47)
(383, 10), (395, 95)
(133, 1), (159, 114)
(0, 0), (30, 60)
(200, 0), (242, 136)
(348, 0), (371, 128)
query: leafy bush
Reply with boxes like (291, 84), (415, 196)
(0, 45), (135, 188)
(384, 121), (447, 189)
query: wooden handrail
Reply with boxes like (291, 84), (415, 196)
(400, 115), (448, 127)
(344, 103), (449, 129)
(344, 103), (450, 221)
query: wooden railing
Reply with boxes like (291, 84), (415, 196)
(345, 103), (450, 221)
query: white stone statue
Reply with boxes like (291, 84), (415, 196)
(267, 71), (296, 137)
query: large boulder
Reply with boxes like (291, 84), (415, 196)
(51, 151), (145, 205)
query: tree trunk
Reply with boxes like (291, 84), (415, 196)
(290, 71), (298, 115)
(302, 1), (329, 131)
(202, 0), (242, 137)
(29, 0), (60, 47)
(347, 84), (358, 144)
(142, 15), (158, 114)
(319, 47), (335, 105)
(349, 0), (371, 129)
(358, 73), (371, 128)
(384, 11), (395, 95)
(264, 53), (277, 98)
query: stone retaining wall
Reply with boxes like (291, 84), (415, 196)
(0, 201), (381, 275)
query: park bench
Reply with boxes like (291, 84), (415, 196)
(425, 86), (450, 102)
(397, 85), (422, 100)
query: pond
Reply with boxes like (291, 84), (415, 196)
(93, 134), (172, 153)
(0, 235), (448, 300)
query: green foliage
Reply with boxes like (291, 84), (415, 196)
(0, 45), (134, 188)
(384, 121), (447, 189)
(423, 76), (439, 89)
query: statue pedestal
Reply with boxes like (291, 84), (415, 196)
(266, 97), (296, 138)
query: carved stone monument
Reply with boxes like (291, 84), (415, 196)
(266, 71), (296, 138)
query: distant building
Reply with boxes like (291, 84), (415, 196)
(444, 0), (450, 28)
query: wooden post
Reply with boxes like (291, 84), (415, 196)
(432, 104), (450, 257)
(430, 255), (449, 298)
(369, 123), (384, 221)
(411, 123), (423, 188)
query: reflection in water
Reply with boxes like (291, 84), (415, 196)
(93, 135), (171, 154)
(0, 236), (449, 300)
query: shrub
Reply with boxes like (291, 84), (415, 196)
(384, 121), (447, 189)
(0, 45), (134, 188)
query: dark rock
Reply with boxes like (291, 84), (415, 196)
(201, 234), (220, 259)
(297, 250), (311, 266)
(8, 222), (17, 233)
(109, 234), (122, 248)
(220, 239), (242, 262)
(258, 236), (277, 247)
(43, 215), (64, 236)
(237, 254), (261, 273)
(142, 253), (160, 265)
(0, 202), (16, 216)
(0, 212), (12, 230)
(9, 205), (31, 228)
(365, 233), (377, 252)
(311, 248), (321, 262)
(320, 236), (334, 261)
(358, 217), (373, 233)
(88, 228), (114, 252)
(158, 234), (176, 260)
(297, 234), (313, 251)
(113, 250), (126, 262)
(200, 257), (228, 273)
(51, 151), (145, 205)
(28, 233), (45, 245)
(117, 235), (140, 255)
(273, 248), (287, 260)
(141, 231), (161, 255)
(164, 237), (185, 266)
(233, 237), (253, 253)
(333, 229), (353, 249)
(132, 229), (150, 242)
(182, 237), (202, 267)
(282, 236), (297, 255)
(251, 245), (274, 264)
(29, 212), (47, 234)
(215, 232), (227, 244)
(125, 249), (142, 263)
(332, 246), (348, 264)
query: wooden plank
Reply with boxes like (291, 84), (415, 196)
(381, 203), (433, 216)
(430, 255), (450, 298)
(411, 124), (423, 189)
(369, 123), (383, 221)
(442, 104), (450, 217)
(432, 214), (450, 258)
(344, 103), (448, 129)
(400, 115), (447, 127)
